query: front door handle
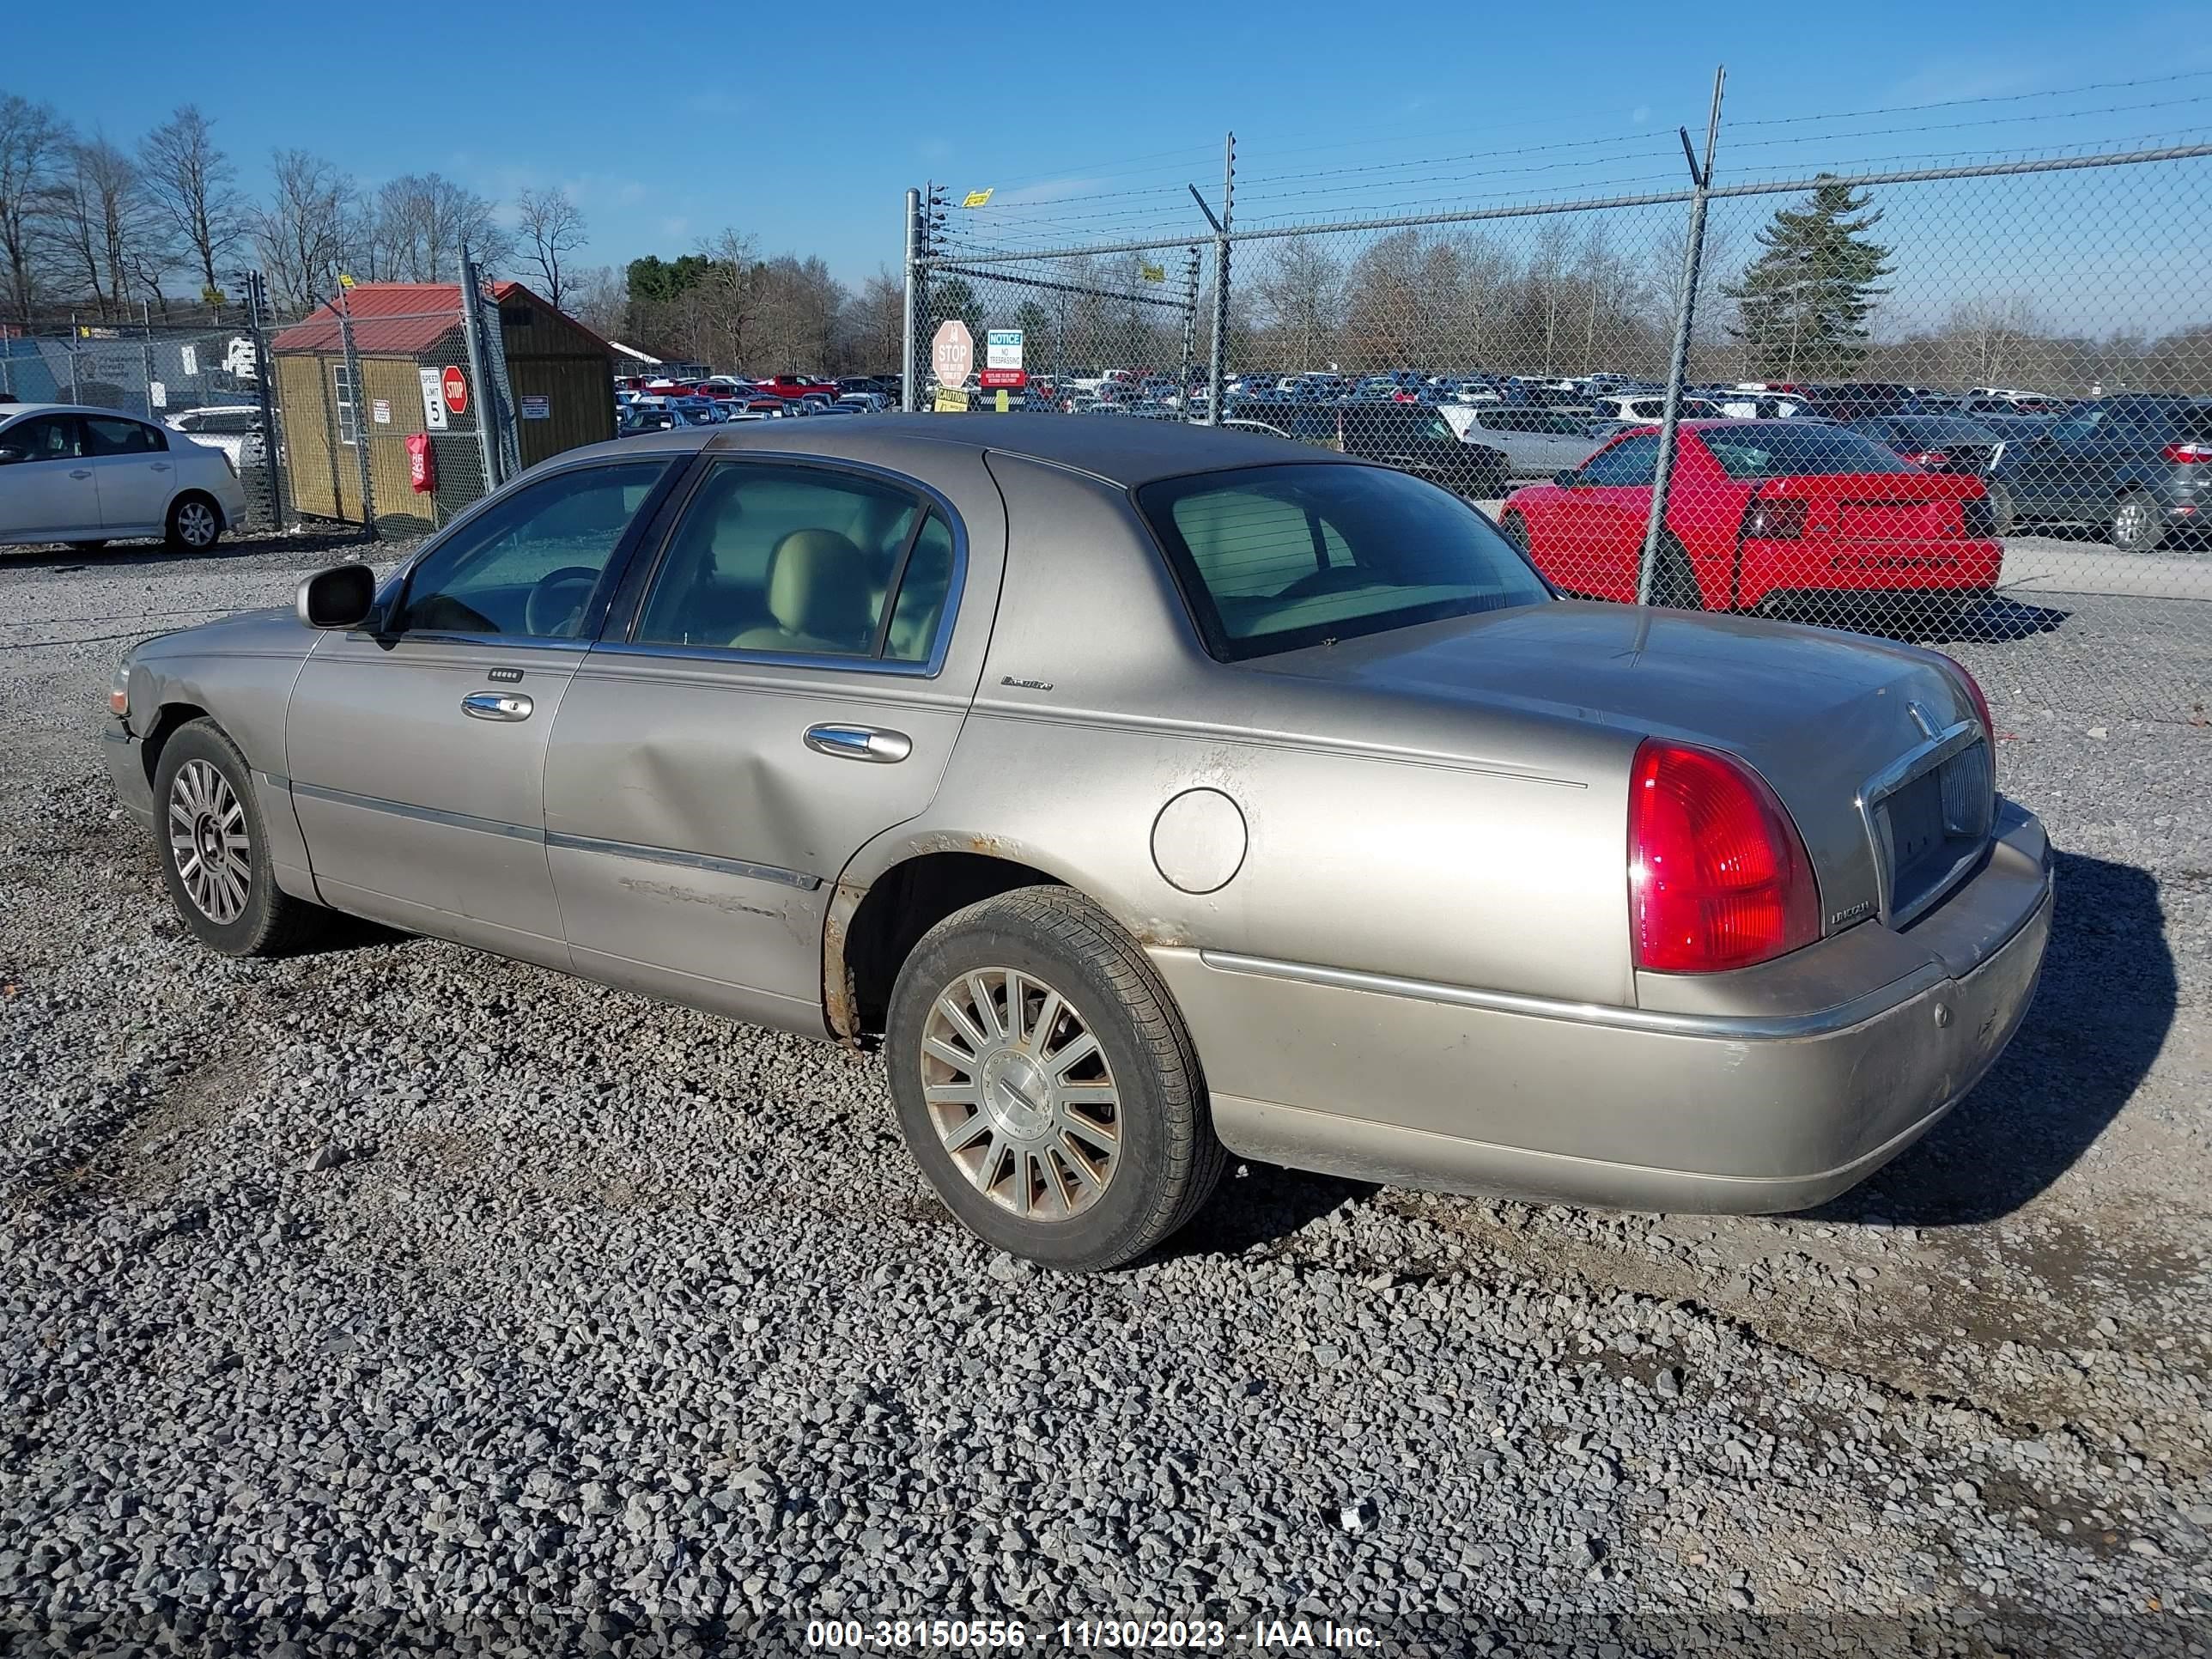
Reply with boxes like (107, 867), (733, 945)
(804, 723), (911, 763)
(69, 468), (91, 479)
(462, 690), (533, 722)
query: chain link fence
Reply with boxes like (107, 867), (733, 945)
(4, 262), (526, 546)
(907, 88), (2212, 724)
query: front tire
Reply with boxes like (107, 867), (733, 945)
(885, 888), (1225, 1272)
(166, 493), (222, 552)
(154, 719), (328, 956)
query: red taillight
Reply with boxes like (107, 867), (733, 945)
(2162, 441), (2212, 464)
(1744, 495), (1807, 540)
(1934, 652), (1993, 738)
(1628, 740), (1821, 974)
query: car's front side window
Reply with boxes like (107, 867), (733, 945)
(3, 415), (82, 462)
(395, 460), (672, 639)
(631, 461), (959, 665)
(1139, 462), (1553, 661)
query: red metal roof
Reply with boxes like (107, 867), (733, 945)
(269, 280), (607, 356)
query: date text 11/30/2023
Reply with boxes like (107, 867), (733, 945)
(803, 1617), (1381, 1650)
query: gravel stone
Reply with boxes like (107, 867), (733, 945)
(1, 538), (2209, 1655)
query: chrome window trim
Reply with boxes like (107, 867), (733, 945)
(619, 452), (971, 680)
(1855, 718), (1991, 928)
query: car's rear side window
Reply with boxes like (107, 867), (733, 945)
(1700, 428), (1916, 479)
(1137, 463), (1552, 661)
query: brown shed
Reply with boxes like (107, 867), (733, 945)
(270, 280), (615, 531)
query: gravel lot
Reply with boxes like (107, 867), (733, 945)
(2, 532), (2208, 1656)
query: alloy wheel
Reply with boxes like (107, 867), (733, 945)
(167, 758), (251, 924)
(918, 966), (1121, 1220)
(175, 501), (218, 550)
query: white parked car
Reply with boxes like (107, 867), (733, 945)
(1588, 392), (1725, 423)
(0, 404), (247, 552)
(164, 405), (268, 471)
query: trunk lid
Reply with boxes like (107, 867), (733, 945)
(1755, 468), (1986, 541)
(1254, 601), (1992, 937)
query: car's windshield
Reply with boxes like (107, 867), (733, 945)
(1700, 427), (1917, 479)
(1136, 462), (1553, 661)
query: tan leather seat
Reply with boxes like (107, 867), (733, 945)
(732, 528), (876, 655)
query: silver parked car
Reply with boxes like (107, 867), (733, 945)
(103, 416), (2051, 1269)
(1444, 405), (1607, 479)
(3, 402), (247, 551)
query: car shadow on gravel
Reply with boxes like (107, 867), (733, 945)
(1158, 1161), (1382, 1261)
(0, 527), (372, 573)
(1810, 849), (2176, 1227)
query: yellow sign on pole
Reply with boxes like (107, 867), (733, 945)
(960, 188), (994, 209)
(933, 386), (970, 413)
(1139, 262), (1165, 283)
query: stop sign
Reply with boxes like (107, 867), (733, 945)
(441, 365), (469, 416)
(931, 319), (972, 388)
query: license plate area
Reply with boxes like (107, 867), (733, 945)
(1864, 726), (1993, 929)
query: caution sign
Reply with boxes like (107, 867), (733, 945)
(933, 386), (970, 413)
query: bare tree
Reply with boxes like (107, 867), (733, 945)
(0, 91), (70, 324)
(565, 264), (626, 341)
(1252, 235), (1345, 368)
(50, 137), (166, 318)
(251, 149), (354, 313)
(845, 269), (905, 373)
(368, 173), (512, 283)
(514, 185), (586, 308)
(692, 227), (760, 366)
(139, 106), (245, 301)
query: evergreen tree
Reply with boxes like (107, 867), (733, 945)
(1723, 177), (1893, 380)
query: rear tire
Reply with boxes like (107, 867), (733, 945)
(1651, 537), (1702, 611)
(885, 887), (1225, 1272)
(2108, 490), (2164, 554)
(154, 719), (330, 957)
(165, 493), (222, 553)
(1984, 482), (2016, 538)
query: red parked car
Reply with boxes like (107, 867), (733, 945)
(754, 374), (840, 401)
(1498, 421), (2002, 614)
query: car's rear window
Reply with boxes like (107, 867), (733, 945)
(1701, 427), (1917, 479)
(1136, 463), (1553, 661)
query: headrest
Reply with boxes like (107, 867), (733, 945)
(765, 528), (873, 641)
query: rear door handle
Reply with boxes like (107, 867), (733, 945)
(69, 468), (91, 479)
(804, 723), (911, 763)
(462, 691), (533, 722)
(150, 462), (172, 472)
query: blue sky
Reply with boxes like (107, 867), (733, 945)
(13, 0), (2210, 302)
